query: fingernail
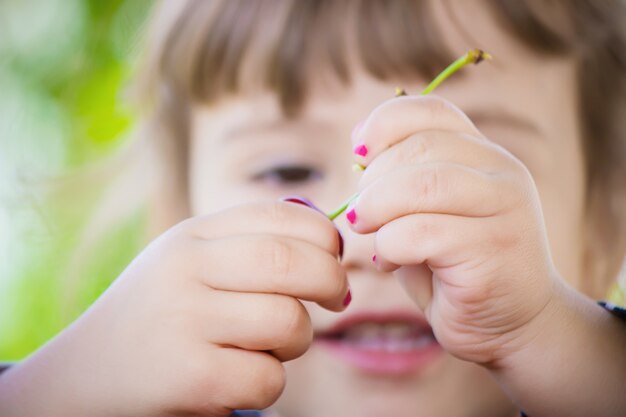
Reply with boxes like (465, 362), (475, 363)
(346, 207), (357, 224)
(281, 196), (323, 215)
(283, 196), (344, 259)
(343, 289), (352, 307)
(336, 229), (344, 260)
(353, 143), (368, 157)
(372, 254), (377, 263)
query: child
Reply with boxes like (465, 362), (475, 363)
(1, 0), (625, 416)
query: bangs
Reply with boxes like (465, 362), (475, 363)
(155, 0), (454, 117)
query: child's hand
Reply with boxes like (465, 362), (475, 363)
(0, 201), (347, 417)
(348, 95), (561, 366)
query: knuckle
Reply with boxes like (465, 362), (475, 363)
(322, 225), (341, 254)
(414, 165), (444, 204)
(253, 358), (287, 408)
(407, 135), (431, 161)
(260, 237), (295, 286)
(271, 297), (311, 345)
(211, 354), (286, 411)
(368, 101), (398, 138)
(259, 200), (291, 228)
(421, 95), (459, 117)
(323, 264), (346, 301)
(410, 218), (437, 242)
(166, 349), (287, 414)
(166, 353), (225, 414)
(392, 135), (430, 166)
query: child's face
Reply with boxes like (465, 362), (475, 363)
(187, 2), (584, 416)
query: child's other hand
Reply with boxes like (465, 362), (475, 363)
(4, 201), (347, 417)
(348, 95), (561, 366)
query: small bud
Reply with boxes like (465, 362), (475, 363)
(394, 87), (408, 97)
(352, 163), (365, 172)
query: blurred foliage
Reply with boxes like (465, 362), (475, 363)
(0, 0), (152, 360)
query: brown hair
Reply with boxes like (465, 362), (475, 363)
(81, 0), (626, 301)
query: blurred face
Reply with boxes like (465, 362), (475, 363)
(188, 1), (585, 417)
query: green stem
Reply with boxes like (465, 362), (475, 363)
(420, 49), (491, 95)
(326, 49), (491, 220)
(327, 192), (359, 221)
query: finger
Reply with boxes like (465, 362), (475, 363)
(394, 265), (434, 314)
(204, 348), (286, 412)
(352, 95), (483, 166)
(350, 163), (514, 234)
(374, 213), (495, 271)
(199, 290), (313, 362)
(177, 200), (341, 258)
(187, 235), (349, 312)
(359, 130), (506, 190)
(372, 252), (399, 273)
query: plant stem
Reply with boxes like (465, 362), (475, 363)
(326, 49), (491, 220)
(327, 192), (359, 221)
(420, 49), (491, 95)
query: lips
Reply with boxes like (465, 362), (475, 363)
(314, 310), (442, 375)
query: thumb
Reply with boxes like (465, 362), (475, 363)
(395, 264), (433, 313)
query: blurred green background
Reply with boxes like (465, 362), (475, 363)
(0, 0), (152, 360)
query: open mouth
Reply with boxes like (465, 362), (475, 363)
(314, 311), (442, 375)
(317, 321), (435, 351)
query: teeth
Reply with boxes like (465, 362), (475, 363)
(411, 335), (433, 349)
(380, 338), (414, 352)
(349, 335), (434, 352)
(385, 322), (416, 339)
(353, 338), (386, 351)
(339, 322), (434, 351)
(344, 323), (382, 342)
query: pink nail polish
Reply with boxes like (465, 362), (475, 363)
(343, 289), (352, 307)
(372, 254), (377, 263)
(281, 196), (323, 215)
(337, 229), (344, 260)
(282, 196), (309, 206)
(353, 143), (368, 157)
(346, 207), (357, 224)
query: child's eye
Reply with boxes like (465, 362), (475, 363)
(252, 165), (322, 186)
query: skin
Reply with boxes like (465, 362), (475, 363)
(186, 2), (624, 416)
(1, 1), (625, 417)
(187, 2), (586, 416)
